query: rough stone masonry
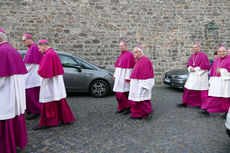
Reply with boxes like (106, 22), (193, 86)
(1, 0), (230, 84)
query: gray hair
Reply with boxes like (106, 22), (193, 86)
(0, 32), (7, 41)
(134, 47), (144, 55)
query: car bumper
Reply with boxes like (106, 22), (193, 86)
(163, 77), (186, 89)
(107, 77), (114, 94)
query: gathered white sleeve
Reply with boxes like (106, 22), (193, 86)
(194, 67), (206, 75)
(220, 68), (230, 80)
(39, 75), (66, 103)
(113, 68), (119, 78)
(129, 78), (153, 101)
(124, 68), (133, 80)
(25, 64), (41, 89)
(142, 78), (155, 90)
(113, 68), (133, 92)
(185, 66), (209, 90)
(187, 66), (192, 72)
(0, 75), (26, 120)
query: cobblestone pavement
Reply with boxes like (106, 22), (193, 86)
(20, 86), (230, 153)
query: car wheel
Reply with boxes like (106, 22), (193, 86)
(89, 80), (109, 98)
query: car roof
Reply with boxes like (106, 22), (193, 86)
(19, 50), (102, 70)
(19, 50), (72, 56)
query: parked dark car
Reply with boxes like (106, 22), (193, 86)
(163, 69), (189, 89)
(163, 59), (213, 89)
(20, 51), (114, 97)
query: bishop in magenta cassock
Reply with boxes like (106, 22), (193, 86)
(0, 29), (28, 153)
(113, 41), (135, 114)
(22, 34), (43, 120)
(200, 46), (230, 118)
(177, 42), (211, 108)
(128, 47), (154, 119)
(33, 39), (75, 130)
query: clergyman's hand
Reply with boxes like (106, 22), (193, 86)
(216, 68), (220, 74)
(190, 68), (195, 72)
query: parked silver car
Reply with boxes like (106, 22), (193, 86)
(20, 51), (114, 97)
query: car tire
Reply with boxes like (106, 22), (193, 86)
(89, 80), (109, 98)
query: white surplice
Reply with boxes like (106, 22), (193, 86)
(25, 64), (42, 89)
(39, 75), (67, 103)
(128, 78), (155, 102)
(184, 66), (209, 90)
(0, 74), (26, 120)
(208, 68), (230, 98)
(113, 68), (133, 92)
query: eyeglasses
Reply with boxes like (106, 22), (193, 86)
(218, 50), (226, 53)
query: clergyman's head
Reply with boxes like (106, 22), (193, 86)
(37, 39), (49, 53)
(119, 41), (127, 52)
(217, 46), (227, 58)
(22, 34), (33, 47)
(133, 46), (143, 59)
(192, 42), (200, 54)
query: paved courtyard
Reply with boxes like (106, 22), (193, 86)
(21, 86), (230, 153)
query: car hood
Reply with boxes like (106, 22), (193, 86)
(166, 69), (188, 75)
(102, 69), (114, 75)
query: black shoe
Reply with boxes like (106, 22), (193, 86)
(130, 116), (143, 119)
(116, 110), (125, 114)
(122, 108), (131, 115)
(26, 114), (40, 120)
(16, 147), (22, 152)
(145, 113), (152, 119)
(61, 122), (71, 125)
(177, 103), (187, 108)
(25, 112), (31, 116)
(221, 113), (227, 119)
(199, 109), (209, 115)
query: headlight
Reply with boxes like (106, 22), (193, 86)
(177, 75), (189, 79)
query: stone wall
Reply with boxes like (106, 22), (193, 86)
(1, 0), (230, 84)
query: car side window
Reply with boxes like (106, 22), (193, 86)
(59, 55), (77, 67)
(74, 58), (94, 70)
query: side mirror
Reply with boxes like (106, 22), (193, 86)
(75, 65), (82, 72)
